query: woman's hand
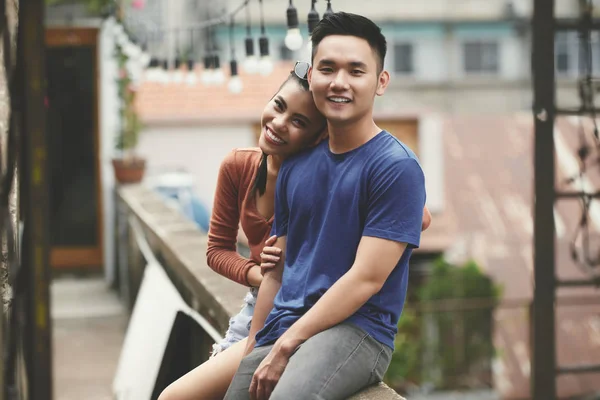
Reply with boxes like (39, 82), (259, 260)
(246, 236), (282, 287)
(259, 235), (282, 273)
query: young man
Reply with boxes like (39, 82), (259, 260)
(224, 12), (426, 400)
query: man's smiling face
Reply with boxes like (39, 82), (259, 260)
(309, 35), (388, 126)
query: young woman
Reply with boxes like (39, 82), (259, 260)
(158, 62), (328, 400)
(159, 62), (432, 400)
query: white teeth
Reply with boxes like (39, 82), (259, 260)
(329, 97), (350, 103)
(266, 128), (285, 144)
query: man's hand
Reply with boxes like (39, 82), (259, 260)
(249, 344), (294, 400)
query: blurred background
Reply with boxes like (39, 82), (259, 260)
(1, 0), (599, 399)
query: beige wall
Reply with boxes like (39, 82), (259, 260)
(138, 116), (445, 216)
(137, 124), (256, 209)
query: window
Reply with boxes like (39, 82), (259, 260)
(555, 32), (600, 77)
(556, 39), (570, 74)
(463, 41), (499, 74)
(556, 32), (573, 76)
(394, 43), (414, 74)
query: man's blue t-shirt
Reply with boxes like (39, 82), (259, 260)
(254, 131), (426, 350)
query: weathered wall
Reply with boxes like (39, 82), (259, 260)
(0, 0), (19, 311)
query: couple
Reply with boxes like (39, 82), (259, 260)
(160, 12), (429, 400)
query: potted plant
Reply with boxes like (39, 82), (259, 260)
(112, 24), (146, 184)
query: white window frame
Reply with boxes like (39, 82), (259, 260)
(461, 39), (500, 76)
(392, 42), (416, 77)
(556, 31), (600, 78)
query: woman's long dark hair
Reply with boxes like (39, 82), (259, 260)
(252, 71), (310, 196)
(252, 152), (269, 196)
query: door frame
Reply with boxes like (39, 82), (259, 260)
(46, 27), (104, 269)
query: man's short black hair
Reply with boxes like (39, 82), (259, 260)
(311, 12), (387, 73)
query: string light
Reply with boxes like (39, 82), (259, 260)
(202, 53), (214, 86)
(258, 0), (273, 76)
(323, 0), (334, 19)
(202, 9), (216, 86)
(243, 1), (258, 74)
(213, 54), (226, 85)
(172, 30), (185, 84)
(145, 57), (161, 82)
(306, 0), (320, 54)
(109, 0), (288, 91)
(186, 29), (198, 86)
(284, 0), (303, 51)
(207, 12), (225, 86)
(160, 59), (171, 85)
(228, 15), (244, 94)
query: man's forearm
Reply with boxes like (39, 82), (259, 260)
(275, 269), (382, 354)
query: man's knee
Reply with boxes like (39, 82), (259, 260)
(224, 345), (273, 399)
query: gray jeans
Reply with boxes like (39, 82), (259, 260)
(223, 322), (393, 400)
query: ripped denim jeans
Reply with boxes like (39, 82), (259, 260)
(211, 287), (258, 357)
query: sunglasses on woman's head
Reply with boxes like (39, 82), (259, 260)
(294, 61), (310, 81)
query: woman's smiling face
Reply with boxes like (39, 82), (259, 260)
(258, 79), (326, 158)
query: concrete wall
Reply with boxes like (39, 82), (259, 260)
(136, 124), (256, 209)
(136, 114), (447, 217)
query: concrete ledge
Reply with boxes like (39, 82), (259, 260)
(348, 383), (405, 400)
(118, 184), (405, 400)
(119, 184), (247, 334)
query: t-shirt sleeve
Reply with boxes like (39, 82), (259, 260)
(272, 162), (290, 237)
(206, 150), (256, 286)
(363, 157), (426, 248)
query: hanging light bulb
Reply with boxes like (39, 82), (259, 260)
(212, 54), (226, 85)
(202, 54), (214, 86)
(323, 0), (335, 18)
(284, 0), (303, 51)
(306, 0), (320, 54)
(242, 3), (258, 74)
(170, 29), (184, 84)
(257, 0), (273, 76)
(186, 59), (198, 86)
(185, 29), (198, 86)
(227, 15), (243, 93)
(228, 59), (243, 94)
(258, 35), (273, 76)
(145, 58), (161, 82)
(243, 37), (259, 74)
(171, 57), (185, 84)
(160, 59), (172, 85)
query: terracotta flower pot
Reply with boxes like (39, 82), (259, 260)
(112, 158), (146, 184)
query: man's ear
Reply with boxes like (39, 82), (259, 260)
(376, 70), (390, 96)
(308, 65), (314, 89)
